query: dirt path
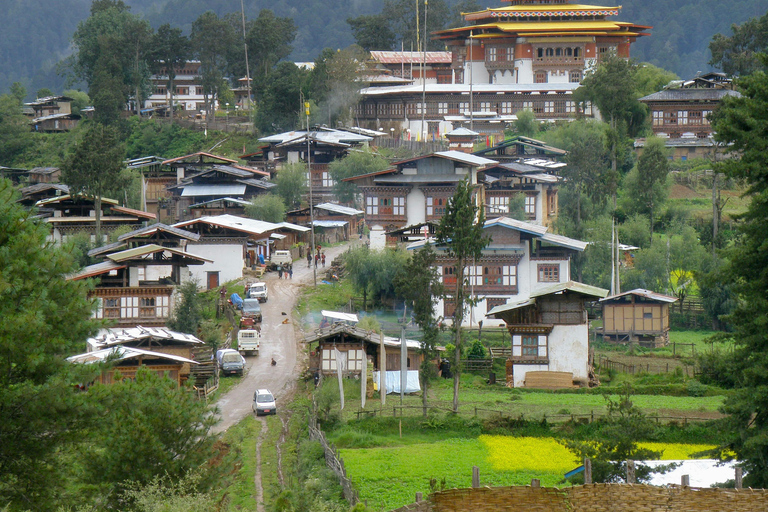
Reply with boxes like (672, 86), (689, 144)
(209, 242), (355, 509)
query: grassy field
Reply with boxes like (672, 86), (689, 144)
(340, 436), (719, 511)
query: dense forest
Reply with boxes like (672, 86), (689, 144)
(1, 0), (765, 98)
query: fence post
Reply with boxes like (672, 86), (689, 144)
(626, 460), (636, 484)
(531, 479), (540, 488)
(584, 458), (592, 484)
(681, 475), (690, 487)
(472, 466), (480, 488)
(735, 467), (743, 489)
(415, 492), (423, 502)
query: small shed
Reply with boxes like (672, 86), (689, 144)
(599, 289), (678, 347)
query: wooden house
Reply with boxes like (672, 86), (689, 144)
(35, 194), (156, 245)
(304, 324), (422, 393)
(473, 136), (568, 164)
(68, 244), (211, 328)
(69, 326), (204, 385)
(86, 222), (201, 259)
(166, 164), (273, 222)
(173, 214), (281, 288)
(285, 202), (364, 242)
(344, 150), (497, 248)
(258, 128), (373, 203)
(25, 96), (81, 132)
(409, 216), (587, 326)
(599, 289), (678, 347)
(487, 281), (608, 389)
(17, 183), (69, 207)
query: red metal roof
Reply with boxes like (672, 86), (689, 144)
(370, 51), (452, 65)
(111, 205), (157, 220)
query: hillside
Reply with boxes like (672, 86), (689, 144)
(1, 0), (765, 98)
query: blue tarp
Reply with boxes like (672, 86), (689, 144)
(230, 293), (243, 309)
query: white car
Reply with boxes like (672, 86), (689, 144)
(252, 388), (276, 416)
(248, 282), (268, 303)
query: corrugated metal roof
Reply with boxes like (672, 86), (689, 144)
(87, 241), (127, 258)
(639, 89), (741, 102)
(180, 184), (247, 197)
(485, 216), (548, 236)
(312, 220), (348, 228)
(600, 288), (678, 303)
(540, 232), (588, 251)
(486, 298), (536, 317)
(270, 233), (286, 239)
(275, 222), (311, 232)
(88, 326), (203, 350)
(106, 244), (213, 263)
(446, 127), (480, 136)
(111, 205), (156, 219)
(68, 346), (199, 365)
(68, 260), (126, 280)
(321, 310), (359, 323)
(531, 280), (608, 299)
(117, 223), (201, 242)
(370, 51), (452, 64)
(259, 129), (372, 145)
(375, 174), (465, 184)
(434, 150), (498, 167)
(162, 152), (237, 165)
(303, 323), (421, 349)
(174, 214), (280, 236)
(361, 82), (580, 97)
(189, 197), (252, 208)
(315, 203), (364, 216)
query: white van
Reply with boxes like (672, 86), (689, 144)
(248, 282), (268, 302)
(271, 250), (292, 266)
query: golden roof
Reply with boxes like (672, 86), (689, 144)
(434, 20), (651, 39)
(464, 3), (621, 21)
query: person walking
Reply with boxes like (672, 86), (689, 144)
(307, 251), (312, 268)
(277, 264), (283, 279)
(321, 252), (326, 267)
(314, 253), (319, 268)
(288, 264), (293, 279)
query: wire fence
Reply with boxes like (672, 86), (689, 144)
(597, 356), (695, 377)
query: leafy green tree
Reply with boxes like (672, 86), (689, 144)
(507, 193), (526, 221)
(246, 9), (297, 82)
(63, 89), (91, 116)
(123, 117), (206, 159)
(394, 243), (443, 416)
(382, 0), (452, 51)
(191, 11), (235, 124)
(328, 148), (389, 203)
(710, 56), (768, 487)
(633, 63), (678, 96)
(82, 368), (224, 506)
(275, 162), (308, 209)
(167, 280), (201, 335)
(575, 54), (646, 205)
(561, 384), (667, 483)
(124, 16), (153, 117)
(36, 87), (53, 98)
(513, 109), (539, 137)
(149, 23), (190, 121)
(344, 246), (375, 310)
(436, 178), (490, 413)
(309, 45), (368, 127)
(245, 193), (286, 223)
(120, 472), (217, 512)
(709, 11), (768, 76)
(347, 14), (395, 51)
(9, 81), (26, 104)
(62, 123), (127, 242)
(0, 180), (100, 509)
(635, 136), (670, 239)
(0, 93), (33, 165)
(254, 62), (309, 132)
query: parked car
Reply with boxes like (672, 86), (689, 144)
(248, 282), (268, 303)
(252, 388), (276, 416)
(216, 348), (246, 376)
(242, 298), (262, 323)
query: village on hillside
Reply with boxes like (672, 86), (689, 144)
(2, 0), (768, 511)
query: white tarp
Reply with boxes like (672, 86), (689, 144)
(334, 348), (347, 410)
(645, 459), (740, 488)
(373, 370), (421, 394)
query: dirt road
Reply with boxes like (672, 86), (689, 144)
(211, 242), (353, 433)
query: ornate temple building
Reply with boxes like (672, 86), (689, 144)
(355, 0), (651, 137)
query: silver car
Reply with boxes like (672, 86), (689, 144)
(252, 388), (276, 416)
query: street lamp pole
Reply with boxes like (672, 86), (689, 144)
(306, 100), (317, 287)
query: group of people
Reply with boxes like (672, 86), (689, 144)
(276, 263), (293, 279)
(306, 250), (326, 268)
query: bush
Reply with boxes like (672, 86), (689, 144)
(467, 339), (487, 359)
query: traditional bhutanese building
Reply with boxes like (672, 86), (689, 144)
(355, 0), (651, 137)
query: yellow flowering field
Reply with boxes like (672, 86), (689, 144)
(341, 436), (718, 510)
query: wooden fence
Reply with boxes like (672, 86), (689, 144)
(309, 408), (360, 506)
(597, 356), (694, 377)
(351, 400), (717, 425)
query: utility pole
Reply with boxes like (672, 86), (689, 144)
(469, 31), (474, 132)
(421, 0), (428, 143)
(306, 100), (317, 287)
(240, 0), (252, 111)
